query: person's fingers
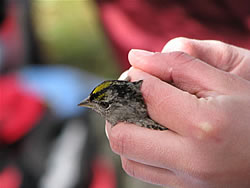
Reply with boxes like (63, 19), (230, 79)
(106, 121), (191, 172)
(106, 118), (223, 175)
(127, 68), (229, 137)
(162, 37), (250, 81)
(120, 157), (182, 187)
(128, 50), (250, 97)
(120, 157), (209, 188)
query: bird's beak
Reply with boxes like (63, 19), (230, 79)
(78, 97), (93, 108)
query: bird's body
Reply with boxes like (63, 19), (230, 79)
(78, 80), (168, 131)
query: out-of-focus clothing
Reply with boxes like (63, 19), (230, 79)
(96, 0), (250, 70)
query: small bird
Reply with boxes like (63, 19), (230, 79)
(78, 80), (168, 130)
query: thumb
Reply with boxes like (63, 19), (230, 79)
(162, 37), (250, 81)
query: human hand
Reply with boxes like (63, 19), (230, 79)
(106, 39), (250, 188)
(162, 37), (250, 81)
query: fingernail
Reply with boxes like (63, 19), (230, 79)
(118, 70), (130, 81)
(105, 124), (109, 140)
(129, 49), (155, 57)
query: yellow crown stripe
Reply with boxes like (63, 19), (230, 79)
(92, 81), (112, 94)
(96, 93), (106, 100)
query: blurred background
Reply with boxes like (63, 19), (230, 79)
(0, 0), (161, 188)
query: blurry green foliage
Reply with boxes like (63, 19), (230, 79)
(32, 0), (119, 78)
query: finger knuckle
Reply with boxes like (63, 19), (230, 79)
(194, 104), (229, 141)
(109, 127), (131, 155)
(191, 166), (215, 183)
(213, 41), (237, 71)
(195, 120), (223, 141)
(122, 159), (136, 177)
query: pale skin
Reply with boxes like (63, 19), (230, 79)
(106, 37), (250, 188)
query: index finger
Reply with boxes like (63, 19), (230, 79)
(128, 68), (204, 137)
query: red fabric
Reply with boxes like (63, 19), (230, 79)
(0, 75), (44, 144)
(96, 0), (250, 71)
(89, 159), (116, 188)
(0, 167), (22, 188)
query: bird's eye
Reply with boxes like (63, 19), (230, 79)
(100, 102), (110, 109)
